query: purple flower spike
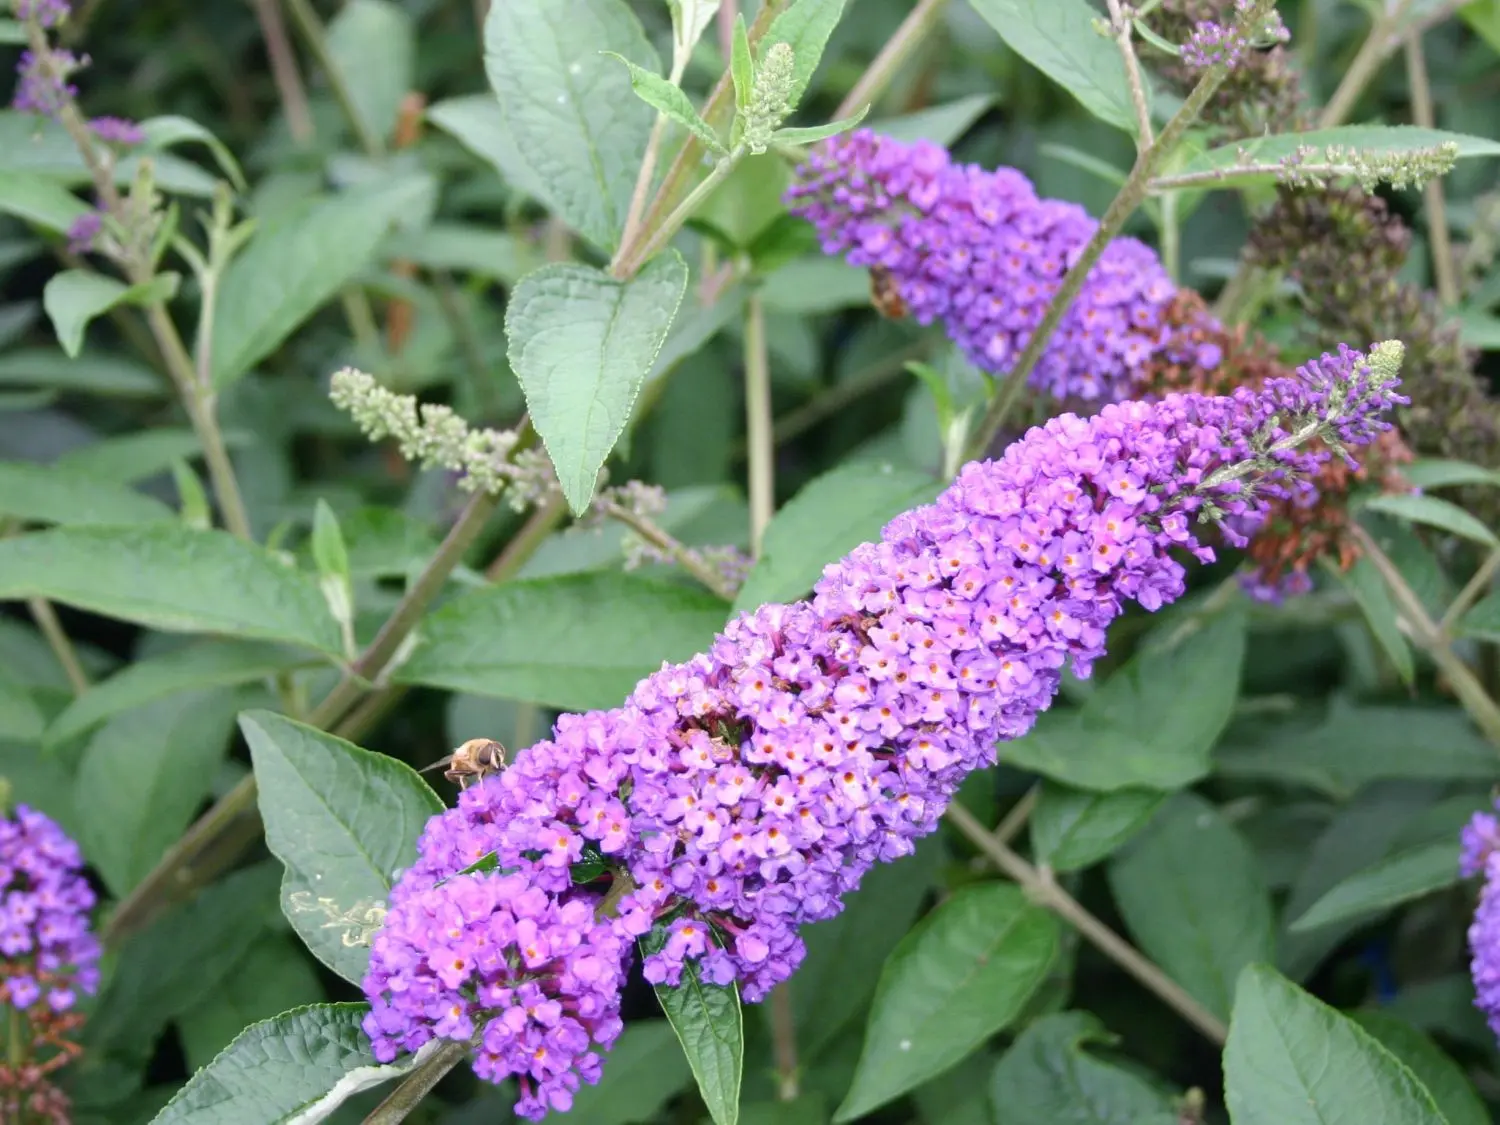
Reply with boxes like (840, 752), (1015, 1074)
(365, 354), (1401, 1115)
(361, 871), (629, 1121)
(15, 0), (71, 27)
(89, 116), (144, 145)
(65, 210), (102, 254)
(785, 129), (1220, 403)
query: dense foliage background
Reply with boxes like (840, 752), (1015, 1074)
(4, 0), (1500, 1122)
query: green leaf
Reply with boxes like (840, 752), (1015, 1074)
(1462, 0), (1500, 54)
(607, 54), (726, 155)
(1003, 610), (1246, 790)
(870, 94), (996, 146)
(0, 171), (90, 232)
(73, 690), (242, 897)
(774, 106), (870, 146)
(763, 0), (850, 111)
(1216, 701), (1497, 798)
(396, 572), (728, 711)
(792, 837), (943, 1058)
(210, 180), (428, 387)
(1362, 492), (1499, 549)
(382, 222), (545, 285)
(1457, 591), (1500, 643)
(177, 935), (323, 1074)
(0, 110), (216, 195)
(1275, 785), (1438, 981)
(426, 95), (552, 201)
(1400, 458), (1500, 490)
(0, 679), (46, 743)
(0, 525), (343, 656)
(990, 1011), (1178, 1125)
(506, 253), (689, 513)
(1031, 783), (1165, 873)
(0, 19), (24, 44)
(644, 932), (743, 1125)
(149, 1003), (429, 1125)
(242, 711), (443, 984)
(1223, 964), (1448, 1125)
(46, 639), (312, 747)
(563, 1020), (695, 1125)
(733, 461), (942, 613)
(1349, 1012), (1489, 1125)
(484, 0), (658, 251)
(730, 14), (755, 111)
(836, 883), (1060, 1121)
(1107, 794), (1275, 1020)
(1330, 555), (1415, 685)
(56, 428), (252, 482)
(0, 461), (174, 526)
(1288, 840), (1459, 933)
(43, 270), (178, 358)
(0, 349), (163, 396)
(140, 116), (247, 192)
(967, 0), (1141, 133)
(1174, 125), (1500, 189)
(88, 863), (282, 1060)
(325, 0), (415, 146)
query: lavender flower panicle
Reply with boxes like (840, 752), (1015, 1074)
(1, 804), (100, 1124)
(784, 130), (1220, 404)
(1463, 803), (1500, 1040)
(88, 116), (145, 145)
(363, 348), (1404, 1116)
(14, 0), (72, 26)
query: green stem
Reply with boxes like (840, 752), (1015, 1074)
(614, 148), (746, 280)
(1403, 33), (1459, 307)
(250, 0), (315, 146)
(362, 1041), (471, 1125)
(1318, 0), (1417, 130)
(309, 490), (499, 730)
(964, 1), (1271, 461)
(283, 0), (387, 156)
(1103, 0), (1154, 148)
(1441, 547), (1500, 633)
(106, 491), (500, 946)
(832, 0), (949, 120)
(621, 2), (784, 274)
(946, 802), (1228, 1045)
(601, 502), (738, 601)
(1351, 524), (1500, 748)
(744, 292), (774, 558)
(27, 597), (89, 696)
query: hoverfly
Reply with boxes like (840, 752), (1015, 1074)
(421, 738), (507, 789)
(869, 266), (908, 320)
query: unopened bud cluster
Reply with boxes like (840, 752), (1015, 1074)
(1278, 143), (1458, 192)
(741, 42), (795, 154)
(329, 368), (555, 510)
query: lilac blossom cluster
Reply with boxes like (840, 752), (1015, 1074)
(363, 869), (629, 1118)
(1, 805), (100, 1123)
(784, 130), (1223, 403)
(0, 806), (99, 1015)
(1463, 803), (1500, 1039)
(1181, 0), (1289, 69)
(363, 346), (1405, 1117)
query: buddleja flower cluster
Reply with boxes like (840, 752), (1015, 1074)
(1138, 292), (1412, 598)
(1, 805), (100, 1124)
(786, 131), (1412, 600)
(784, 130), (1216, 404)
(362, 347), (1406, 1118)
(10, 0), (146, 254)
(1461, 803), (1500, 1038)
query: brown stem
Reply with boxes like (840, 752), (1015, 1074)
(945, 802), (1228, 1044)
(1403, 33), (1458, 306)
(362, 1041), (470, 1125)
(833, 0), (949, 121)
(1350, 523), (1500, 748)
(1103, 0), (1154, 148)
(485, 492), (568, 582)
(1318, 0), (1417, 130)
(600, 502), (738, 601)
(1441, 547), (1500, 633)
(250, 0), (315, 145)
(27, 598), (89, 696)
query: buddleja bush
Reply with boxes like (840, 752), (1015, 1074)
(3, 0), (1500, 1121)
